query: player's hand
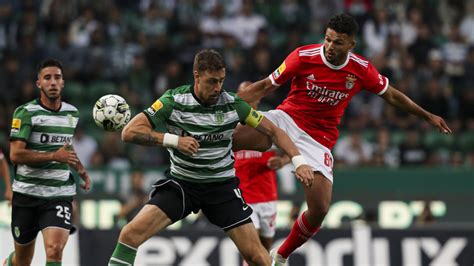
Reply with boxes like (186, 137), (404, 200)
(267, 156), (290, 170)
(4, 187), (12, 205)
(427, 113), (452, 134)
(177, 136), (200, 156)
(53, 143), (79, 164)
(295, 164), (314, 187)
(78, 169), (91, 191)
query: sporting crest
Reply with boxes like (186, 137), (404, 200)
(345, 74), (357, 90)
(215, 111), (224, 124)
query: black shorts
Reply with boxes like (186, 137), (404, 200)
(11, 192), (74, 244)
(147, 175), (253, 231)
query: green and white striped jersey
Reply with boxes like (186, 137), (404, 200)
(144, 85), (264, 183)
(10, 99), (80, 198)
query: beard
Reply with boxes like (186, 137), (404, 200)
(40, 87), (61, 100)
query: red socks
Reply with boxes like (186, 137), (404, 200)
(278, 211), (320, 258)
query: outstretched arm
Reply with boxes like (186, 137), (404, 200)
(122, 113), (200, 156)
(381, 86), (452, 134)
(237, 78), (277, 104)
(255, 117), (314, 186)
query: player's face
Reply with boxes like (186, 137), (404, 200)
(37, 66), (64, 101)
(323, 28), (356, 65)
(194, 69), (225, 105)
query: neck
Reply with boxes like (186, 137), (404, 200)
(40, 95), (61, 111)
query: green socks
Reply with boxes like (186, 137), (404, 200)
(45, 262), (61, 266)
(5, 252), (14, 266)
(108, 242), (137, 265)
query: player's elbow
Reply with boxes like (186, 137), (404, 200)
(9, 151), (20, 165)
(121, 124), (134, 143)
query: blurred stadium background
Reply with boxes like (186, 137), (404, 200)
(0, 0), (474, 265)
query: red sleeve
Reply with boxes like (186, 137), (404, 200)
(363, 62), (389, 95)
(268, 48), (301, 86)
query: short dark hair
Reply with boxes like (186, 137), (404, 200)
(326, 14), (359, 37)
(37, 59), (63, 75)
(193, 49), (225, 73)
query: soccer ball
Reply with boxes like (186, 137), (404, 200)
(93, 94), (131, 131)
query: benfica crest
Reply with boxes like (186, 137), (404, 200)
(345, 74), (357, 89)
(215, 111), (224, 124)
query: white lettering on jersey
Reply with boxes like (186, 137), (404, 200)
(306, 82), (349, 106)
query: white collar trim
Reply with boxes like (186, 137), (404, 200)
(320, 46), (350, 70)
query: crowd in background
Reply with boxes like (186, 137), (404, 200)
(1, 0), (474, 170)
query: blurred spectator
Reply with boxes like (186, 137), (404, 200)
(199, 3), (229, 49)
(398, 7), (422, 46)
(363, 9), (391, 58)
(344, 0), (372, 27)
(334, 131), (374, 167)
(72, 126), (98, 168)
(224, 0), (267, 49)
(372, 128), (400, 167)
(101, 132), (131, 170)
(140, 3), (169, 38)
(116, 170), (148, 224)
(398, 129), (430, 166)
(459, 87), (474, 130)
(459, 0), (474, 45)
(408, 23), (435, 67)
(68, 7), (99, 48)
(419, 78), (450, 119)
(441, 23), (468, 89)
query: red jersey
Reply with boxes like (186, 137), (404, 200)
(234, 150), (277, 203)
(269, 44), (389, 150)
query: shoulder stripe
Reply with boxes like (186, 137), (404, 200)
(299, 48), (321, 57)
(299, 47), (321, 54)
(349, 54), (368, 67)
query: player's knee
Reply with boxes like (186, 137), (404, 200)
(119, 223), (142, 247)
(45, 242), (65, 260)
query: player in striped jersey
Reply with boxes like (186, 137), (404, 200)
(108, 49), (313, 266)
(234, 14), (452, 265)
(4, 59), (90, 266)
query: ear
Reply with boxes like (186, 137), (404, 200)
(193, 70), (200, 82)
(350, 39), (356, 51)
(36, 80), (40, 88)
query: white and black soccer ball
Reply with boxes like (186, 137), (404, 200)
(93, 94), (131, 131)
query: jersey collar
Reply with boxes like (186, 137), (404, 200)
(37, 98), (62, 112)
(320, 46), (350, 70)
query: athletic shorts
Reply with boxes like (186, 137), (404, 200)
(147, 174), (253, 231)
(262, 109), (334, 182)
(11, 192), (74, 244)
(249, 201), (277, 238)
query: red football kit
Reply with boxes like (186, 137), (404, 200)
(269, 44), (389, 150)
(234, 150), (277, 204)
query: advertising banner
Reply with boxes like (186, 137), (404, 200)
(78, 226), (474, 266)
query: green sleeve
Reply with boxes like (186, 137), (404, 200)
(233, 95), (252, 122)
(143, 92), (174, 129)
(10, 106), (32, 141)
(233, 95), (264, 128)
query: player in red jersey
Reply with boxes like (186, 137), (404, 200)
(234, 14), (452, 265)
(234, 82), (290, 254)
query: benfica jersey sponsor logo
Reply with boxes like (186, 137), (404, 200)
(345, 74), (357, 90)
(306, 82), (349, 106)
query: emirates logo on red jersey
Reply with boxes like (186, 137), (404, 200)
(306, 81), (349, 106)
